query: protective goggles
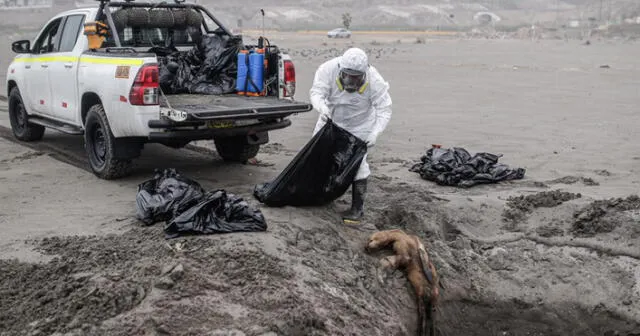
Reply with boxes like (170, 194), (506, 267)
(337, 68), (368, 94)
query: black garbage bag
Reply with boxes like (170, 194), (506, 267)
(188, 74), (235, 95)
(253, 119), (368, 207)
(409, 147), (526, 188)
(135, 168), (205, 225)
(164, 190), (267, 238)
(198, 35), (239, 76)
(158, 33), (242, 95)
(158, 58), (179, 93)
(136, 169), (268, 238)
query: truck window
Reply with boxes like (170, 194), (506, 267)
(32, 18), (63, 54)
(120, 27), (195, 47)
(59, 14), (85, 52)
(102, 26), (196, 48)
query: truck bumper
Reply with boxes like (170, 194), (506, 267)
(147, 118), (292, 142)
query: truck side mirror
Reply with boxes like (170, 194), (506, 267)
(12, 40), (31, 54)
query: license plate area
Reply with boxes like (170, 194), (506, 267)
(206, 119), (262, 129)
(207, 120), (234, 129)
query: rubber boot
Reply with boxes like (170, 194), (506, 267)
(342, 179), (367, 225)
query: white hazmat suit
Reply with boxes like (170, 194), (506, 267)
(309, 48), (393, 181)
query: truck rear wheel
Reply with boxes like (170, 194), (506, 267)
(8, 87), (45, 142)
(214, 136), (260, 163)
(84, 104), (133, 179)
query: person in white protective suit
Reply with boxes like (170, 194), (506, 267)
(309, 47), (393, 225)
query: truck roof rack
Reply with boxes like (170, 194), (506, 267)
(92, 0), (234, 48)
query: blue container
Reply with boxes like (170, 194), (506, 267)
(248, 51), (264, 93)
(236, 51), (249, 92)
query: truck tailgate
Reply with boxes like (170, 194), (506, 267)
(163, 94), (313, 121)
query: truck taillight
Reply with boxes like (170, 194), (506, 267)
(129, 64), (159, 106)
(283, 60), (295, 97)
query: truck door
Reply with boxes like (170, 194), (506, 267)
(48, 14), (85, 123)
(27, 17), (63, 116)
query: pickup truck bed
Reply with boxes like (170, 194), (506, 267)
(163, 94), (312, 120)
(148, 94), (312, 142)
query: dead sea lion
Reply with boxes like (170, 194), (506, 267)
(365, 229), (441, 336)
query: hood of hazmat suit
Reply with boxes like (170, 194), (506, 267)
(338, 48), (369, 93)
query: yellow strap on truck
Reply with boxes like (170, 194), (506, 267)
(13, 56), (78, 63)
(13, 56), (144, 66)
(80, 57), (144, 66)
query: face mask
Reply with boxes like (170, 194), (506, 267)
(337, 69), (368, 94)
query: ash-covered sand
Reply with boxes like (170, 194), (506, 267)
(1, 177), (640, 336)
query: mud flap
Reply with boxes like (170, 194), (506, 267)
(113, 137), (144, 160)
(247, 131), (268, 145)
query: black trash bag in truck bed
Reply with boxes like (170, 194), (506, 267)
(136, 169), (267, 238)
(158, 32), (242, 95)
(409, 147), (526, 188)
(253, 119), (368, 207)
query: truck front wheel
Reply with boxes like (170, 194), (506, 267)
(214, 136), (260, 163)
(84, 104), (133, 179)
(8, 87), (45, 142)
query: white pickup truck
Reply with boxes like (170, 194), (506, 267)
(6, 0), (311, 179)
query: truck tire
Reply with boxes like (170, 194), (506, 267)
(185, 8), (203, 27)
(111, 9), (128, 31)
(8, 87), (45, 142)
(214, 136), (260, 163)
(126, 8), (150, 27)
(148, 9), (175, 28)
(84, 104), (133, 179)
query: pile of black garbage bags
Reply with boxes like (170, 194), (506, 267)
(136, 168), (267, 238)
(134, 121), (367, 237)
(409, 146), (526, 188)
(157, 30), (242, 95)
